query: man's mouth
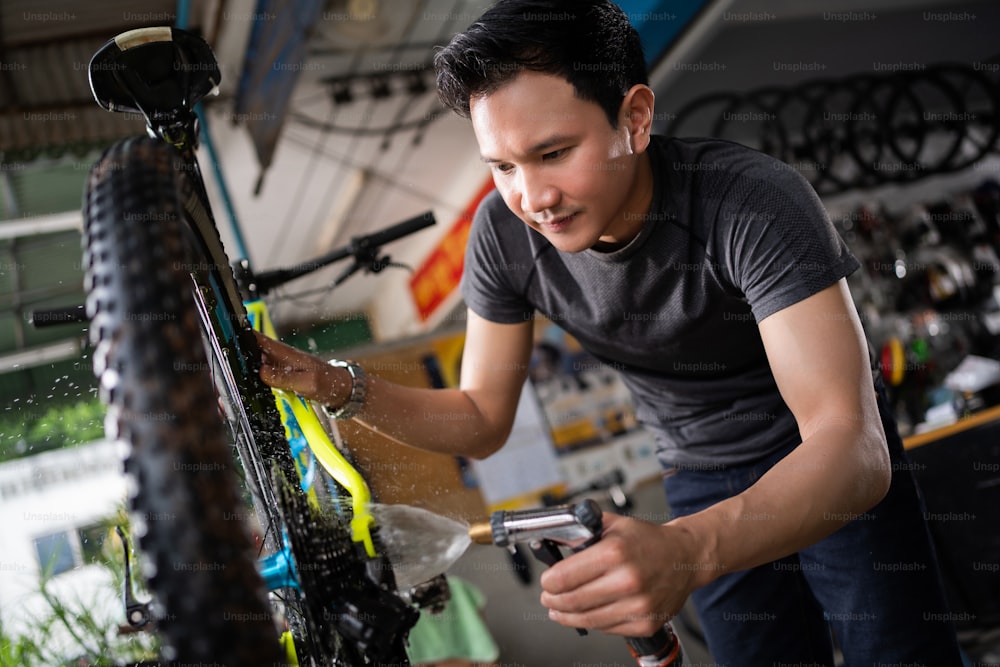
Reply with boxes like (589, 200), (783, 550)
(538, 212), (577, 232)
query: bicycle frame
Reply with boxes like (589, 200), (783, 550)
(71, 24), (436, 666)
(245, 298), (376, 559)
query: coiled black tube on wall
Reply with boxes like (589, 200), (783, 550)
(664, 60), (1000, 195)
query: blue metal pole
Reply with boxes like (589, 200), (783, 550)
(176, 0), (253, 262)
(174, 0), (190, 30)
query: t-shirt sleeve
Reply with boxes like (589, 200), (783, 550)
(714, 151), (860, 323)
(460, 190), (535, 324)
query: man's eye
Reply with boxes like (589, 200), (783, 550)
(495, 164), (514, 174)
(543, 148), (567, 160)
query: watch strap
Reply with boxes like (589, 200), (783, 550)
(323, 359), (367, 420)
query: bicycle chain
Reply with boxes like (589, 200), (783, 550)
(274, 465), (364, 664)
(273, 466), (419, 665)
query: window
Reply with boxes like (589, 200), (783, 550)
(33, 531), (76, 576)
(32, 517), (117, 576)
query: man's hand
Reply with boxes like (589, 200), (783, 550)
(255, 331), (349, 408)
(251, 313), (532, 459)
(538, 513), (699, 637)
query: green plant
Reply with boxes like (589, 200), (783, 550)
(0, 395), (105, 463)
(0, 588), (158, 666)
(0, 620), (45, 667)
(0, 509), (158, 667)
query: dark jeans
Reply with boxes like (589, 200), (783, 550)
(662, 384), (965, 666)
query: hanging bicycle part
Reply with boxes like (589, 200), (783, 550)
(665, 60), (1000, 195)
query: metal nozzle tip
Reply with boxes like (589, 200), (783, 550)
(468, 521), (494, 545)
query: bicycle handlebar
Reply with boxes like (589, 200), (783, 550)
(29, 213), (438, 328)
(363, 211), (436, 248)
(250, 211), (436, 296)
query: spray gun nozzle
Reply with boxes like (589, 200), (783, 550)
(467, 521), (495, 545)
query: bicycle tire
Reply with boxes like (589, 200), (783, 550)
(83, 136), (288, 666)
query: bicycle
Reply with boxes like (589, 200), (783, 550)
(44, 25), (439, 666)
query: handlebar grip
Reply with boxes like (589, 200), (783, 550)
(30, 305), (86, 327)
(363, 211), (435, 247)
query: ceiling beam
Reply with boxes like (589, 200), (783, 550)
(0, 211), (81, 240)
(0, 339), (81, 374)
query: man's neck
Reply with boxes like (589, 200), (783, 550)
(592, 150), (654, 252)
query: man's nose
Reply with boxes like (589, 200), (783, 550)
(518, 169), (559, 215)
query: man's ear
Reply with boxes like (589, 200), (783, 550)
(620, 84), (655, 153)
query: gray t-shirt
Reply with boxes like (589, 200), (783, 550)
(461, 136), (861, 468)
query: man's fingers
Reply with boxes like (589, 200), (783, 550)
(254, 331), (297, 360)
(260, 366), (320, 396)
(543, 563), (674, 634)
(543, 559), (676, 636)
(258, 362), (281, 386)
(539, 526), (631, 592)
(252, 331), (344, 404)
(537, 513), (682, 636)
(252, 329), (274, 350)
(550, 606), (673, 636)
(254, 331), (323, 370)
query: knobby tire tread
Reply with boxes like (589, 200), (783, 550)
(83, 136), (286, 666)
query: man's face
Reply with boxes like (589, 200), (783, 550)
(470, 71), (647, 253)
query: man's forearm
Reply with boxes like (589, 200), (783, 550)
(671, 422), (891, 589)
(256, 332), (519, 460)
(349, 375), (512, 459)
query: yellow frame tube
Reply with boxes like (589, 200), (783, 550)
(245, 300), (376, 557)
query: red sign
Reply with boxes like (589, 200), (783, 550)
(410, 178), (495, 321)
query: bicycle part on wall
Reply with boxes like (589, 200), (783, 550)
(830, 181), (1000, 432)
(665, 61), (1000, 195)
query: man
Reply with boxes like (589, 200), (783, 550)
(258, 0), (965, 662)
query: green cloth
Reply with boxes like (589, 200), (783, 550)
(406, 577), (500, 664)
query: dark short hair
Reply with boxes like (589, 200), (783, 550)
(434, 0), (647, 128)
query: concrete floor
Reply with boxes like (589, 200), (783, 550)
(446, 481), (715, 667)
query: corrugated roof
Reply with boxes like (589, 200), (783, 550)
(1, 0), (210, 163)
(0, 0), (214, 408)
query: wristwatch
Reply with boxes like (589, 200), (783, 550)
(322, 359), (368, 420)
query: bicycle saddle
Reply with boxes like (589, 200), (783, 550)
(89, 27), (220, 122)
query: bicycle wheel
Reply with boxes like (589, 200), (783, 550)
(83, 136), (291, 666)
